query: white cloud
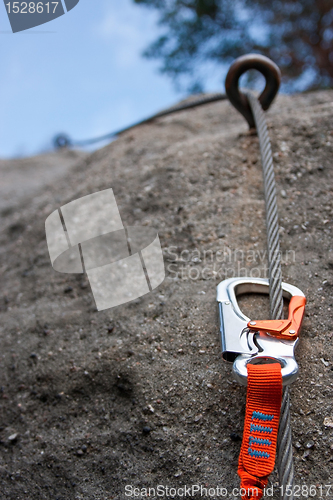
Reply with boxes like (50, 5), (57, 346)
(93, 0), (160, 68)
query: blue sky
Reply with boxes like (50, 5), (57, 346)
(0, 0), (189, 158)
(0, 1), (315, 158)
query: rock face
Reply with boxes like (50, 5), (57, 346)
(0, 90), (332, 499)
(0, 149), (87, 212)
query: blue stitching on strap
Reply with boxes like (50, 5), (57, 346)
(250, 424), (273, 433)
(252, 411), (274, 421)
(249, 436), (272, 447)
(248, 447), (270, 459)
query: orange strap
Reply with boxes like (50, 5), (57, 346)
(238, 363), (282, 500)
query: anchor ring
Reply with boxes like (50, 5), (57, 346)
(54, 133), (72, 149)
(225, 54), (281, 128)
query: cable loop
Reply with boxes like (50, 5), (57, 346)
(225, 54), (281, 128)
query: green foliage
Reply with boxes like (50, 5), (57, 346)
(133, 0), (333, 91)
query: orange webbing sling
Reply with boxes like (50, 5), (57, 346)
(238, 363), (282, 500)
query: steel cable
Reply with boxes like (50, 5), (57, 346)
(54, 92), (227, 149)
(246, 90), (294, 500)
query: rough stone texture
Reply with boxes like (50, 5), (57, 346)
(0, 90), (332, 500)
(0, 149), (87, 212)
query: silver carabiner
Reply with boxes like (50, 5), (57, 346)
(216, 277), (306, 386)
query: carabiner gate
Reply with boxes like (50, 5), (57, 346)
(216, 277), (306, 386)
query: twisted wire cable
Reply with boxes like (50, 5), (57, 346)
(277, 388), (294, 498)
(246, 91), (294, 500)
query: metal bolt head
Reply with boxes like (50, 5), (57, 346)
(289, 329), (296, 335)
(249, 321), (256, 326)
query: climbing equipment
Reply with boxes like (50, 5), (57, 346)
(218, 55), (307, 500)
(238, 363), (282, 500)
(53, 49), (307, 500)
(225, 54), (281, 129)
(217, 277), (306, 386)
